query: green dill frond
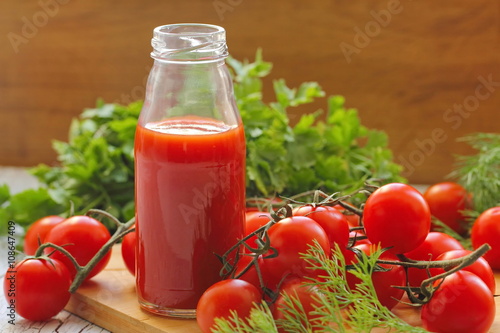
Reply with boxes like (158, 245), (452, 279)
(211, 243), (428, 333)
(450, 133), (500, 215)
(212, 303), (278, 333)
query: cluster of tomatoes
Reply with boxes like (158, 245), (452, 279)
(4, 215), (113, 321)
(196, 182), (498, 333)
(4, 181), (499, 333)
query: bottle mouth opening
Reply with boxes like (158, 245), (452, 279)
(151, 23), (228, 62)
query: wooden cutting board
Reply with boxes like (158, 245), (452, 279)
(65, 245), (500, 333)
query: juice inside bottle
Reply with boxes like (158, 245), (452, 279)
(135, 116), (245, 317)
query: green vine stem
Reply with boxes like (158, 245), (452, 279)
(34, 209), (135, 293)
(375, 243), (492, 304)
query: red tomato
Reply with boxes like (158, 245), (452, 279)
(23, 215), (65, 255)
(404, 232), (464, 287)
(293, 205), (350, 250)
(363, 183), (431, 254)
(346, 244), (405, 310)
(244, 211), (272, 252)
(273, 278), (323, 332)
(431, 249), (496, 294)
(421, 271), (495, 333)
(4, 258), (72, 321)
(196, 279), (261, 333)
(471, 207), (500, 269)
(44, 215), (112, 280)
(423, 182), (471, 235)
(262, 216), (331, 287)
(121, 228), (136, 276)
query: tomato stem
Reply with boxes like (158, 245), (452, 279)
(34, 212), (135, 293)
(67, 214), (135, 293)
(377, 243), (492, 304)
(34, 242), (83, 273)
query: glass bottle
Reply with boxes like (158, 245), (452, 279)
(134, 23), (246, 318)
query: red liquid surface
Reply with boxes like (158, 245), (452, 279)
(134, 117), (245, 311)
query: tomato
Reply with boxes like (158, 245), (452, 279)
(44, 215), (112, 280)
(363, 183), (431, 254)
(244, 211), (272, 252)
(346, 244), (405, 310)
(404, 232), (464, 287)
(293, 205), (350, 250)
(196, 279), (261, 333)
(121, 228), (136, 276)
(421, 271), (495, 333)
(4, 257), (72, 321)
(431, 249), (496, 294)
(23, 215), (65, 255)
(423, 182), (471, 235)
(471, 207), (500, 269)
(233, 254), (263, 291)
(262, 216), (331, 288)
(273, 278), (323, 332)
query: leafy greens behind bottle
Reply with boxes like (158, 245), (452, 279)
(0, 50), (404, 232)
(230, 50), (404, 198)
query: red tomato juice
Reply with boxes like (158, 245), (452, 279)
(134, 117), (245, 314)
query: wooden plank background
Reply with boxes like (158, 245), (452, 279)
(0, 0), (499, 184)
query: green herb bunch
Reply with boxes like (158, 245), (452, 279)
(0, 50), (404, 234)
(0, 101), (141, 231)
(230, 50), (404, 199)
(450, 132), (500, 216)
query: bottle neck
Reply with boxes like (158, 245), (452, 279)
(151, 24), (228, 62)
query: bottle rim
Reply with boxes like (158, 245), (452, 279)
(151, 23), (228, 62)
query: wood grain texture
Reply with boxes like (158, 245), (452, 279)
(0, 0), (499, 184)
(64, 244), (500, 333)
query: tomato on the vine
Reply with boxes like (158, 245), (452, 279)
(404, 232), (464, 287)
(24, 215), (65, 255)
(363, 183), (431, 254)
(471, 206), (500, 269)
(44, 215), (112, 280)
(196, 279), (261, 333)
(4, 257), (72, 321)
(423, 182), (471, 235)
(431, 249), (496, 294)
(244, 211), (272, 252)
(421, 271), (495, 333)
(293, 205), (350, 250)
(346, 244), (405, 310)
(233, 254), (263, 292)
(121, 228), (136, 276)
(272, 278), (323, 332)
(261, 216), (330, 288)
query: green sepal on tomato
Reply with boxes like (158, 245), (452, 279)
(4, 257), (72, 322)
(43, 215), (112, 280)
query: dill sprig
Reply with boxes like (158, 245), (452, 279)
(449, 133), (500, 215)
(211, 244), (428, 333)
